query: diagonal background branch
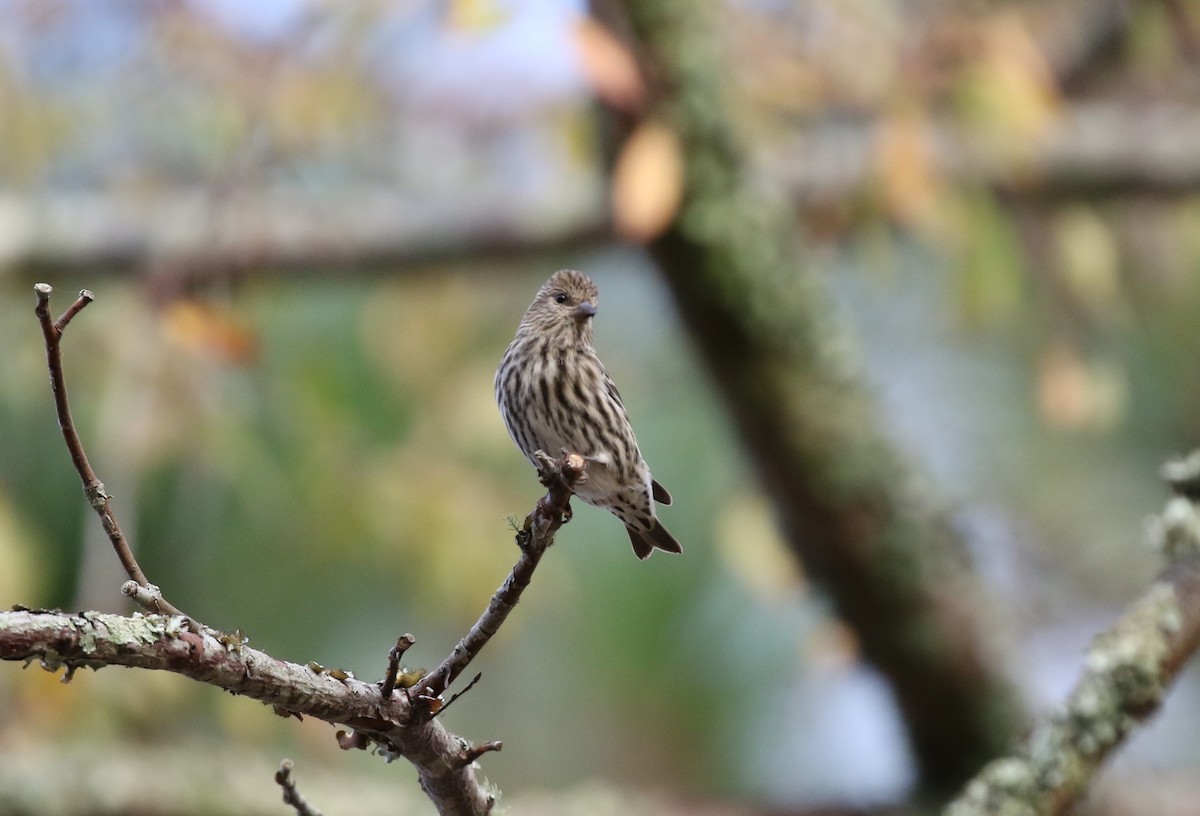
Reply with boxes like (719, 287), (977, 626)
(615, 0), (1023, 795)
(946, 477), (1200, 815)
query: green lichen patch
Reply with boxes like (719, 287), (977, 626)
(1148, 497), (1200, 560)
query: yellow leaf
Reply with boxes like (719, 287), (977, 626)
(1054, 206), (1121, 317)
(0, 492), (39, 600)
(874, 108), (942, 229)
(611, 120), (684, 243)
(447, 0), (510, 31)
(716, 494), (804, 602)
(960, 12), (1061, 159)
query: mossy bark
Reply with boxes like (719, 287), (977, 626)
(946, 480), (1200, 815)
(616, 1), (1023, 794)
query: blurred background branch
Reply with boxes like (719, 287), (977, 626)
(8, 96), (1200, 279)
(613, 0), (1022, 796)
(947, 465), (1200, 814)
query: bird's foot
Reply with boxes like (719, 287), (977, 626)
(533, 449), (559, 487)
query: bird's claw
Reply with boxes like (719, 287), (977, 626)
(533, 449), (559, 487)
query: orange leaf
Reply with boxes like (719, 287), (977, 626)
(611, 120), (684, 243)
(161, 300), (258, 364)
(1037, 341), (1090, 430)
(574, 17), (645, 112)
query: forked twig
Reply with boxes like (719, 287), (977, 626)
(33, 284), (184, 617)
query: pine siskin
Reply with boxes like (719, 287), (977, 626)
(495, 269), (681, 559)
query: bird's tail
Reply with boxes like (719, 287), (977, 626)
(627, 519), (682, 560)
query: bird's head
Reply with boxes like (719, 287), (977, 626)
(519, 269), (600, 344)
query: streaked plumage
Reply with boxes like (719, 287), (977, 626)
(495, 269), (681, 559)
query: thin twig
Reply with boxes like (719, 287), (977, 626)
(458, 740), (503, 769)
(275, 760), (325, 816)
(434, 672), (483, 719)
(52, 288), (94, 334)
(33, 283), (184, 617)
(413, 451), (586, 701)
(380, 633), (416, 698)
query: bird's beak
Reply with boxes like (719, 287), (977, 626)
(573, 301), (597, 321)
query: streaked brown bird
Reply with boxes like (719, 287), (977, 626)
(495, 269), (681, 559)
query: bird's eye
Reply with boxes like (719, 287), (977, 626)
(554, 293), (568, 304)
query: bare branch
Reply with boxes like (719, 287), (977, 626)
(0, 609), (495, 815)
(33, 283), (184, 617)
(1, 447), (589, 815)
(413, 451), (586, 700)
(276, 760), (325, 816)
(0, 610), (405, 726)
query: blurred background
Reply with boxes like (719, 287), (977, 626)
(2, 0), (1200, 813)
